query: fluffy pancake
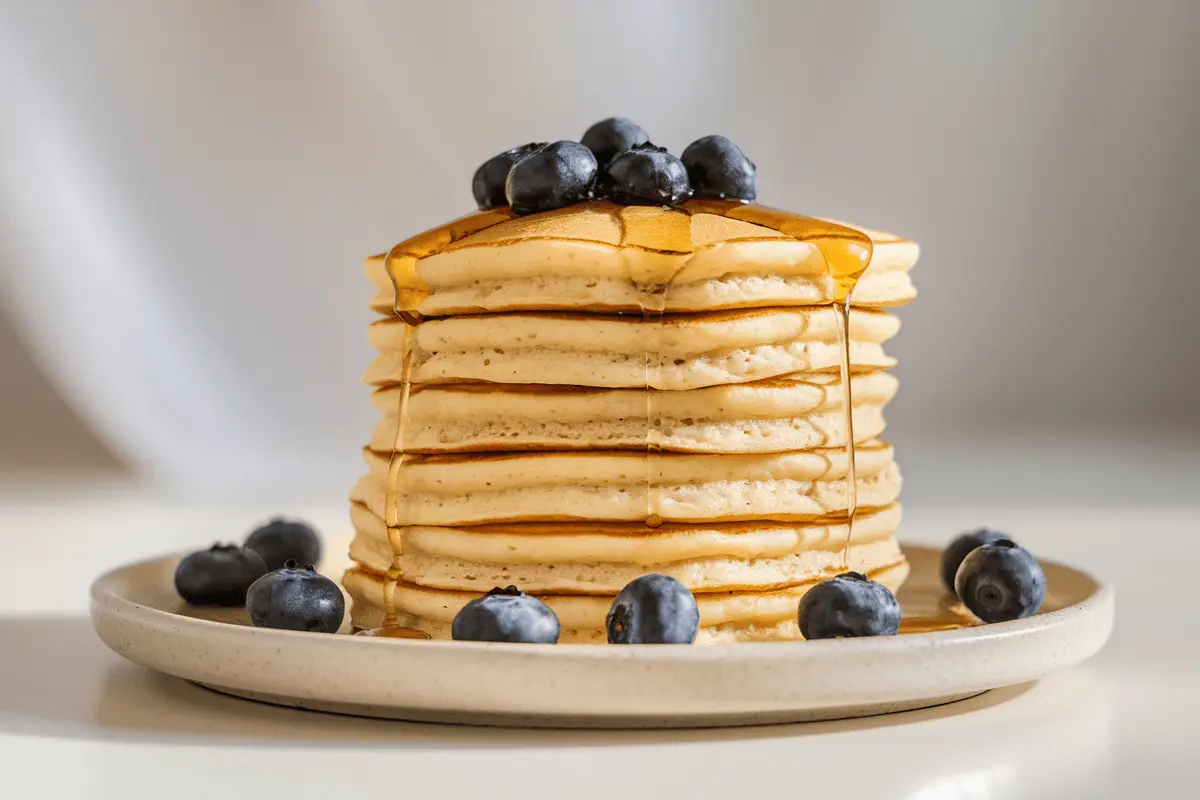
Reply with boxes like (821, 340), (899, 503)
(369, 371), (897, 453)
(369, 371), (898, 454)
(364, 307), (899, 389)
(366, 201), (918, 317)
(348, 501), (902, 593)
(352, 442), (900, 526)
(343, 558), (910, 643)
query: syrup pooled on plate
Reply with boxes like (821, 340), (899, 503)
(355, 625), (431, 640)
(894, 579), (978, 634)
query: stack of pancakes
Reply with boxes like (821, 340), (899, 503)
(345, 200), (918, 642)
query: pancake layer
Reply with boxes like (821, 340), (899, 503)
(364, 307), (899, 389)
(368, 372), (898, 454)
(349, 502), (903, 593)
(352, 443), (900, 527)
(366, 201), (918, 317)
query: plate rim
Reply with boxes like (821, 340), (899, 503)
(88, 543), (1115, 726)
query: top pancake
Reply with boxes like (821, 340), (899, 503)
(367, 201), (919, 317)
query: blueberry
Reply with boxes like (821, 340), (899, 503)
(607, 574), (699, 644)
(681, 135), (757, 201)
(451, 585), (560, 643)
(246, 560), (345, 633)
(940, 528), (1012, 593)
(174, 544), (268, 607)
(505, 140), (597, 215)
(603, 144), (692, 207)
(581, 117), (650, 168)
(244, 517), (322, 571)
(955, 541), (1045, 623)
(798, 572), (901, 639)
(472, 142), (544, 210)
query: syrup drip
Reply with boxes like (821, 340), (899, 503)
(683, 200), (871, 571)
(638, 277), (663, 531)
(834, 299), (856, 567)
(618, 204), (695, 529)
(644, 298), (665, 529)
(369, 210), (515, 637)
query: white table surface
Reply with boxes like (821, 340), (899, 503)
(0, 473), (1194, 799)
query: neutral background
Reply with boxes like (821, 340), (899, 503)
(0, 5), (1196, 794)
(1, 0), (1197, 504)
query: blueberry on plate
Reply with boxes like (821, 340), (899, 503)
(505, 140), (597, 215)
(581, 117), (649, 168)
(603, 144), (692, 207)
(940, 528), (1012, 593)
(472, 142), (544, 210)
(607, 574), (699, 644)
(681, 135), (756, 201)
(246, 560), (345, 633)
(244, 516), (323, 571)
(798, 572), (901, 640)
(955, 540), (1045, 623)
(174, 544), (268, 607)
(451, 585), (560, 643)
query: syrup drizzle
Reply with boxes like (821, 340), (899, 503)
(618, 204), (695, 529)
(683, 200), (871, 571)
(367, 201), (967, 638)
(371, 209), (515, 635)
(834, 299), (857, 567)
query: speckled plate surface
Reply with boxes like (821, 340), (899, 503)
(90, 544), (1112, 728)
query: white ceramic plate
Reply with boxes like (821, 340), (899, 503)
(90, 544), (1112, 728)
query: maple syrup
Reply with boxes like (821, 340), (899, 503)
(621, 204), (695, 529)
(897, 615), (974, 634)
(834, 299), (857, 566)
(355, 625), (431, 640)
(894, 586), (978, 634)
(366, 210), (516, 638)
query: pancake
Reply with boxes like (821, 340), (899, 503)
(369, 371), (897, 454)
(364, 307), (899, 389)
(365, 201), (919, 317)
(343, 559), (910, 643)
(348, 501), (903, 593)
(350, 200), (918, 644)
(352, 442), (900, 526)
